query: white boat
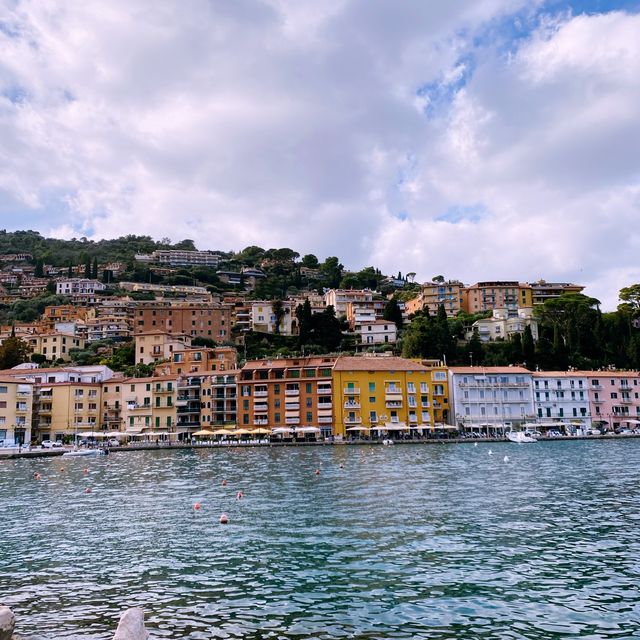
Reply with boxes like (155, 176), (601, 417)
(506, 431), (537, 444)
(382, 439), (394, 445)
(62, 449), (106, 457)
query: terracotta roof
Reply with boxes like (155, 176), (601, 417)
(242, 357), (337, 370)
(448, 366), (531, 374)
(532, 370), (640, 378)
(333, 356), (428, 372)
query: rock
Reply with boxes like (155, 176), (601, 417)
(0, 606), (15, 640)
(112, 608), (149, 640)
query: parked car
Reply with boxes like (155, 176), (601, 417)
(524, 430), (541, 438)
(106, 439), (120, 447)
(41, 440), (63, 448)
(586, 429), (602, 436)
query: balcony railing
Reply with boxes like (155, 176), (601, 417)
(285, 417), (300, 424)
(317, 387), (332, 395)
(345, 416), (362, 424)
(344, 402), (361, 409)
(386, 401), (403, 408)
(318, 416), (333, 424)
(253, 418), (269, 425)
(344, 388), (360, 395)
(285, 389), (300, 396)
(254, 390), (269, 397)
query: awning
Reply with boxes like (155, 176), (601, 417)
(82, 431), (107, 438)
(272, 427), (293, 434)
(346, 426), (370, 432)
(105, 431), (126, 438)
(378, 423), (409, 431)
(251, 428), (271, 434)
(623, 419), (640, 424)
(296, 426), (321, 434)
(192, 429), (216, 436)
(213, 428), (234, 435)
(233, 429), (253, 435)
(434, 425), (458, 430)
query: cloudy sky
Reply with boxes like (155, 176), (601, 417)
(1, 0), (639, 308)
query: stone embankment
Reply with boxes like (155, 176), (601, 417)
(0, 605), (150, 640)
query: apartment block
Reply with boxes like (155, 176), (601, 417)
(529, 281), (585, 305)
(586, 372), (640, 431)
(532, 372), (591, 432)
(55, 278), (106, 301)
(0, 378), (33, 445)
(448, 366), (535, 431)
(406, 281), (464, 318)
(134, 331), (192, 365)
(135, 249), (222, 267)
(155, 346), (238, 376)
(461, 282), (533, 315)
(20, 331), (86, 362)
(332, 356), (449, 438)
(133, 301), (232, 341)
(354, 319), (397, 345)
(324, 289), (374, 318)
(239, 357), (336, 436)
(250, 301), (298, 335)
(468, 308), (539, 342)
(199, 371), (238, 427)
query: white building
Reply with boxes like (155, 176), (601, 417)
(250, 301), (298, 335)
(468, 307), (539, 342)
(355, 320), (397, 345)
(448, 366), (535, 432)
(56, 278), (106, 301)
(135, 250), (222, 267)
(532, 372), (592, 433)
(324, 289), (374, 318)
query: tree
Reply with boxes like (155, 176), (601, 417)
(296, 300), (313, 347)
(522, 324), (536, 370)
(272, 299), (285, 335)
(301, 254), (319, 269)
(467, 328), (484, 366)
(432, 275), (445, 283)
(618, 284), (640, 316)
(320, 257), (344, 289)
(92, 257), (99, 279)
(34, 259), (44, 277)
(0, 335), (32, 369)
(84, 257), (91, 279)
(383, 299), (403, 330)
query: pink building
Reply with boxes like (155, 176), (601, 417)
(586, 371), (640, 431)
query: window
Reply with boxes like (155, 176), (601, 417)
(306, 383), (312, 393)
(306, 412), (313, 422)
(369, 382), (376, 392)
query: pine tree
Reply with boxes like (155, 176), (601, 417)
(522, 324), (535, 370)
(92, 257), (98, 279)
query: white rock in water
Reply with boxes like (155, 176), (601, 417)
(113, 608), (149, 640)
(0, 606), (16, 640)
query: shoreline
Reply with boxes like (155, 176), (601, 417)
(2, 433), (640, 459)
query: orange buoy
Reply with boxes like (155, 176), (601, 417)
(84, 487), (92, 494)
(219, 513), (229, 524)
(59, 467), (65, 472)
(83, 468), (89, 474)
(221, 479), (228, 486)
(236, 491), (243, 500)
(194, 502), (202, 510)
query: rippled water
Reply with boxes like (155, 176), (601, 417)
(2, 440), (640, 639)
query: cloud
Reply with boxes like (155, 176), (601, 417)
(0, 2), (639, 309)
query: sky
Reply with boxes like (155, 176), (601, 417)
(1, 0), (639, 310)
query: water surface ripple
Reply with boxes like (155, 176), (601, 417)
(2, 440), (640, 639)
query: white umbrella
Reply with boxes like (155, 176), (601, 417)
(296, 426), (321, 433)
(272, 427), (293, 434)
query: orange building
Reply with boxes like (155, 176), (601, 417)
(461, 282), (533, 314)
(238, 357), (336, 435)
(155, 346), (238, 376)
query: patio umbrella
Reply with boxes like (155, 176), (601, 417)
(345, 426), (370, 432)
(233, 428), (253, 435)
(105, 431), (127, 438)
(272, 427), (293, 434)
(296, 426), (321, 434)
(251, 427), (271, 434)
(192, 429), (216, 436)
(212, 428), (235, 436)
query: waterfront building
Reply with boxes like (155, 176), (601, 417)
(532, 372), (592, 433)
(529, 281), (585, 306)
(0, 378), (33, 445)
(0, 364), (115, 384)
(331, 356), (449, 438)
(448, 366), (535, 433)
(239, 357), (336, 436)
(461, 282), (533, 315)
(468, 308), (539, 342)
(199, 370), (238, 427)
(34, 382), (101, 441)
(585, 371), (640, 431)
(106, 376), (179, 439)
(133, 301), (232, 341)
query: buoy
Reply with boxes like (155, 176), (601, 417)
(219, 513), (229, 524)
(503, 455), (509, 462)
(236, 491), (243, 500)
(194, 502), (202, 510)
(488, 450), (493, 456)
(314, 469), (320, 475)
(34, 472), (41, 480)
(474, 442), (478, 447)
(83, 468), (89, 474)
(59, 467), (65, 472)
(84, 487), (92, 494)
(221, 479), (228, 486)
(339, 464), (344, 469)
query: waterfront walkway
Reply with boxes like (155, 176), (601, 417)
(2, 433), (640, 459)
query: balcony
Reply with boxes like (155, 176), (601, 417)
(285, 403), (300, 411)
(254, 390), (269, 397)
(591, 384), (603, 390)
(318, 416), (333, 424)
(344, 402), (361, 409)
(344, 388), (360, 395)
(318, 402), (332, 410)
(593, 398), (603, 404)
(317, 387), (332, 395)
(421, 402), (430, 408)
(285, 417), (300, 424)
(285, 389), (300, 396)
(15, 405), (29, 413)
(386, 401), (403, 409)
(156, 386), (176, 393)
(344, 416), (362, 424)
(409, 415), (418, 423)
(128, 404), (152, 412)
(385, 389), (402, 399)
(253, 418), (269, 425)
(620, 398), (633, 405)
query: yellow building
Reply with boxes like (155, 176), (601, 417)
(331, 356), (450, 438)
(23, 332), (86, 362)
(0, 377), (34, 445)
(35, 382), (101, 441)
